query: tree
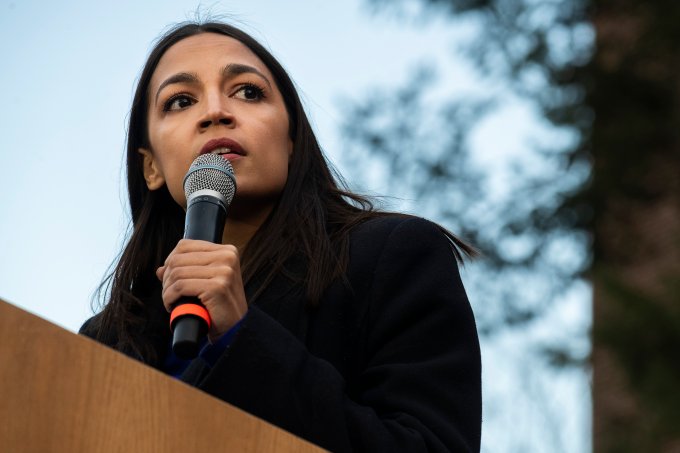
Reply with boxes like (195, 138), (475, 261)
(341, 0), (680, 451)
(340, 0), (593, 450)
(590, 1), (680, 451)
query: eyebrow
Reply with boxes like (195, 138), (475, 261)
(154, 63), (272, 105)
(223, 63), (272, 90)
(155, 72), (198, 105)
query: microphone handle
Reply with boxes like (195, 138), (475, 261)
(171, 193), (227, 359)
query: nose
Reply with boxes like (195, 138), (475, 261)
(198, 92), (234, 129)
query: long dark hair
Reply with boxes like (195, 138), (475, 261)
(93, 21), (474, 365)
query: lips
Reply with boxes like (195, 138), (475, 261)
(200, 138), (245, 157)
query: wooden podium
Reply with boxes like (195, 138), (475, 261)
(0, 299), (323, 452)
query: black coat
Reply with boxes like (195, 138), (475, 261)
(81, 216), (481, 452)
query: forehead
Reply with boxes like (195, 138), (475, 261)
(151, 32), (273, 86)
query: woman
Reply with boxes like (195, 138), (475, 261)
(80, 21), (481, 452)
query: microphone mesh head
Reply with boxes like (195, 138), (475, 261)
(183, 154), (236, 205)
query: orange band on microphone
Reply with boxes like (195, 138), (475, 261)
(170, 304), (211, 330)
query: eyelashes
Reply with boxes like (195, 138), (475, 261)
(234, 83), (266, 101)
(163, 94), (195, 112)
(162, 83), (267, 112)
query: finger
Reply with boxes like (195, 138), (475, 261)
(162, 278), (201, 310)
(163, 264), (232, 288)
(156, 265), (166, 281)
(164, 246), (240, 269)
(173, 239), (237, 255)
(161, 276), (233, 311)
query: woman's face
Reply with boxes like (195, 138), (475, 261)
(140, 33), (293, 214)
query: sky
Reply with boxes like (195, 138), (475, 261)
(0, 0), (464, 330)
(0, 1), (590, 451)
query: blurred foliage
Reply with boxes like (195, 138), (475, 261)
(342, 0), (593, 346)
(340, 0), (680, 451)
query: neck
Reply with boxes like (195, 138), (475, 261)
(221, 203), (274, 251)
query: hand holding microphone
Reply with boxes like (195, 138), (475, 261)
(157, 154), (246, 359)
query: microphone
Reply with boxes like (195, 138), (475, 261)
(170, 153), (237, 359)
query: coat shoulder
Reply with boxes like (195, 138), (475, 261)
(349, 214), (453, 258)
(351, 214), (444, 240)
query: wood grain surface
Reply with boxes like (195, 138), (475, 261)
(0, 299), (324, 453)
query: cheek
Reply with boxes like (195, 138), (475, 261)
(257, 142), (291, 196)
(268, 149), (290, 185)
(147, 132), (190, 207)
(261, 116), (292, 179)
(157, 161), (187, 208)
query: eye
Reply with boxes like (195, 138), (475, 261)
(163, 94), (196, 112)
(233, 83), (266, 101)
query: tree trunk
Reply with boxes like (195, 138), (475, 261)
(590, 1), (680, 451)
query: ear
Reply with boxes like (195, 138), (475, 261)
(138, 148), (165, 190)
